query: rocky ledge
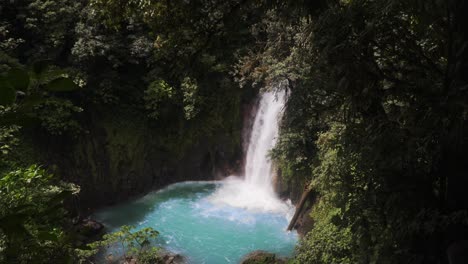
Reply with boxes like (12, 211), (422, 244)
(240, 250), (287, 264)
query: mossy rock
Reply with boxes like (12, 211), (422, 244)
(73, 219), (102, 239)
(240, 251), (286, 264)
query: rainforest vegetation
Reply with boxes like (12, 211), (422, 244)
(1, 0), (467, 263)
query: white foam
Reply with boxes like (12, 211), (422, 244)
(209, 90), (294, 218)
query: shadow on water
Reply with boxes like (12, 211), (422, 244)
(94, 181), (218, 229)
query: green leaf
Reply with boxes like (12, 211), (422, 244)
(7, 68), (30, 91)
(0, 77), (16, 106)
(45, 77), (79, 92)
(32, 59), (53, 76)
(37, 231), (59, 242)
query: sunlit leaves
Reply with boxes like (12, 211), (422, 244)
(77, 225), (161, 263)
(0, 61), (82, 138)
(143, 79), (174, 120)
(33, 98), (83, 135)
(181, 77), (200, 120)
(0, 166), (79, 262)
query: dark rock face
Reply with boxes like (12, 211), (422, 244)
(31, 106), (242, 214)
(78, 218), (104, 235)
(275, 172), (315, 236)
(294, 207), (314, 236)
(240, 251), (287, 264)
(275, 173), (306, 205)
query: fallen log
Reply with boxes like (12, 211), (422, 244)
(287, 187), (313, 231)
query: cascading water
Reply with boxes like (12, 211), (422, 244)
(245, 90), (286, 189)
(209, 89), (293, 214)
(93, 88), (297, 264)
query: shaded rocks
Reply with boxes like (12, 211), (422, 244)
(161, 253), (186, 264)
(105, 250), (186, 264)
(295, 207), (314, 236)
(82, 218), (104, 232)
(240, 251), (287, 264)
(159, 250), (187, 264)
(73, 218), (105, 248)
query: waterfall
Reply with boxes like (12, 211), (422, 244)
(245, 90), (286, 192)
(94, 88), (298, 264)
(209, 89), (292, 215)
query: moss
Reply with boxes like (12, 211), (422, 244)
(241, 251), (285, 264)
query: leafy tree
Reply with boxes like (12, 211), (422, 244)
(0, 63), (81, 135)
(0, 0), (83, 62)
(143, 79), (175, 120)
(181, 77), (200, 120)
(77, 225), (161, 264)
(242, 0), (468, 262)
(0, 165), (79, 263)
(2, 0), (467, 263)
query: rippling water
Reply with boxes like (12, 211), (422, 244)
(94, 181), (298, 264)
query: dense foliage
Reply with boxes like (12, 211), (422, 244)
(258, 1), (468, 263)
(1, 0), (467, 263)
(0, 0), (258, 262)
(77, 225), (161, 264)
(0, 166), (79, 263)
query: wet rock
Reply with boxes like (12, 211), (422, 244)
(74, 218), (104, 245)
(162, 254), (186, 264)
(109, 251), (186, 264)
(159, 250), (187, 264)
(240, 251), (287, 264)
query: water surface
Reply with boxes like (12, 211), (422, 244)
(94, 181), (298, 264)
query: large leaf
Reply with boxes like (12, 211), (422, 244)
(32, 59), (53, 76)
(0, 77), (16, 106)
(45, 77), (79, 92)
(7, 68), (30, 91)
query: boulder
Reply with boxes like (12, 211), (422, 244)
(77, 218), (104, 237)
(240, 251), (286, 264)
(159, 250), (187, 264)
(74, 218), (105, 246)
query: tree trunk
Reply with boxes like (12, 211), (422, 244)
(287, 187), (313, 231)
